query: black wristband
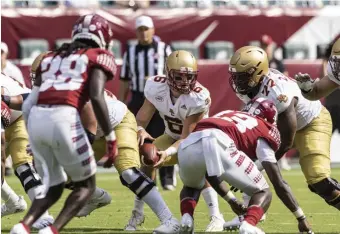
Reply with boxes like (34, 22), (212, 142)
(85, 129), (96, 145)
(297, 215), (306, 221)
(2, 95), (11, 106)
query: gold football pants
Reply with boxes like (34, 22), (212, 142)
(92, 110), (140, 174)
(294, 107), (332, 185)
(5, 116), (32, 169)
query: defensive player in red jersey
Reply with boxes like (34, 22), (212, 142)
(174, 98), (313, 234)
(10, 14), (118, 234)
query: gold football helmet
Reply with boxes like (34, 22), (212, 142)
(30, 51), (50, 83)
(329, 38), (340, 81)
(166, 50), (198, 94)
(229, 46), (269, 95)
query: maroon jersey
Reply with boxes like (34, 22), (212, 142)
(37, 48), (116, 111)
(194, 110), (281, 160)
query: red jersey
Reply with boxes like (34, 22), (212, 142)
(194, 110), (281, 160)
(37, 48), (116, 111)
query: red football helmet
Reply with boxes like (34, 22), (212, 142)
(243, 97), (278, 124)
(71, 14), (114, 50)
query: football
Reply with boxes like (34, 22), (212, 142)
(139, 140), (159, 166)
(1, 101), (11, 129)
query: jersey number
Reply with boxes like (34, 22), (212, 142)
(213, 110), (258, 133)
(164, 115), (183, 135)
(40, 54), (89, 92)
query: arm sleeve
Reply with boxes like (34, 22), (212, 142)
(256, 138), (277, 163)
(120, 51), (131, 81)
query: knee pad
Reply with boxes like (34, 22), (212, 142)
(308, 178), (340, 209)
(15, 163), (43, 193)
(120, 168), (155, 199)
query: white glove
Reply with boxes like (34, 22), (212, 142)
(294, 72), (319, 93)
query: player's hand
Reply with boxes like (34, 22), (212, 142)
(227, 198), (247, 216)
(153, 151), (167, 168)
(298, 217), (313, 234)
(103, 139), (118, 168)
(138, 129), (155, 146)
(294, 72), (319, 93)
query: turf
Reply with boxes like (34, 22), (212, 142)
(2, 168), (340, 233)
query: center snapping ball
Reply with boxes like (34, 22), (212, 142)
(139, 140), (159, 166)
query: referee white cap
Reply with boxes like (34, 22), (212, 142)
(135, 16), (154, 29)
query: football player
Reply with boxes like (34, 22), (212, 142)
(75, 89), (180, 233)
(225, 45), (339, 229)
(29, 53), (179, 234)
(295, 38), (340, 99)
(126, 50), (225, 232)
(177, 98), (313, 234)
(1, 73), (53, 228)
(10, 14), (118, 234)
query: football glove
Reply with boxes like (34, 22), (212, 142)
(294, 72), (319, 94)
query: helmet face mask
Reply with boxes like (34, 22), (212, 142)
(168, 69), (197, 94)
(229, 67), (258, 95)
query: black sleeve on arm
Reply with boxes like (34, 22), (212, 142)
(89, 68), (112, 136)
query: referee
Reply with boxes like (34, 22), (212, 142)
(118, 16), (176, 190)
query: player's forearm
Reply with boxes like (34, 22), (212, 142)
(91, 96), (112, 136)
(303, 76), (338, 100)
(273, 180), (300, 212)
(118, 80), (130, 103)
(2, 93), (29, 111)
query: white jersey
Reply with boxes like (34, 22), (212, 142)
(327, 59), (340, 85)
(145, 75), (211, 140)
(236, 69), (322, 131)
(1, 73), (31, 124)
(96, 90), (127, 138)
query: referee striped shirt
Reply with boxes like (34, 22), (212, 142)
(120, 39), (172, 93)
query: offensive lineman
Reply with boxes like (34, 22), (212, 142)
(11, 14), (118, 234)
(126, 50), (226, 232)
(225, 45), (339, 229)
(177, 98), (312, 234)
(1, 73), (53, 228)
(295, 38), (340, 100)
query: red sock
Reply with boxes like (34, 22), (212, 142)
(49, 225), (59, 234)
(180, 198), (197, 217)
(19, 221), (30, 233)
(244, 205), (264, 226)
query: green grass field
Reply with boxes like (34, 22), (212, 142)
(2, 168), (340, 233)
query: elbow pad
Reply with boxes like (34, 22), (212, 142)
(85, 129), (96, 145)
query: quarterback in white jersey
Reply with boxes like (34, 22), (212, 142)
(227, 46), (340, 223)
(126, 50), (226, 233)
(295, 38), (340, 100)
(1, 73), (54, 228)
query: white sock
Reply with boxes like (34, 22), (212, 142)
(133, 196), (145, 214)
(91, 187), (105, 199)
(201, 187), (221, 218)
(27, 185), (51, 218)
(142, 187), (172, 222)
(242, 193), (251, 207)
(1, 180), (20, 204)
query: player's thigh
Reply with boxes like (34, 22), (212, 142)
(5, 117), (32, 169)
(154, 134), (178, 166)
(52, 113), (96, 183)
(30, 135), (66, 187)
(295, 107), (332, 184)
(178, 140), (206, 189)
(114, 111), (140, 174)
(220, 151), (269, 195)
